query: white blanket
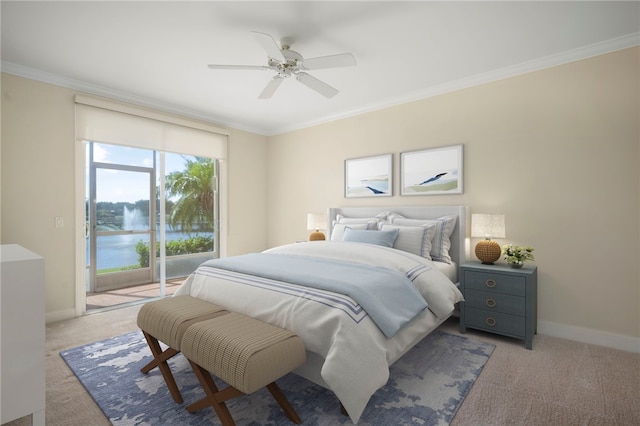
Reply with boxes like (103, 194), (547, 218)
(174, 241), (463, 423)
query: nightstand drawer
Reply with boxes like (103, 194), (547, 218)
(463, 270), (526, 296)
(464, 289), (525, 316)
(464, 307), (525, 338)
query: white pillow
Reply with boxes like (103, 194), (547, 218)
(334, 211), (390, 229)
(334, 214), (379, 230)
(380, 224), (437, 259)
(330, 223), (368, 241)
(390, 215), (458, 264)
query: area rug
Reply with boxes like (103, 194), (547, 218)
(60, 329), (494, 425)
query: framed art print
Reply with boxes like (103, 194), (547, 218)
(400, 145), (463, 195)
(345, 154), (392, 198)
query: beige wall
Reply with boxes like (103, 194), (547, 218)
(267, 48), (640, 349)
(0, 73), (269, 321)
(2, 76), (78, 316)
(2, 47), (638, 351)
(225, 128), (269, 256)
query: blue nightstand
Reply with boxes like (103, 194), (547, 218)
(459, 262), (538, 349)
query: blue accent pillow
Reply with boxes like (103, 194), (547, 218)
(342, 227), (399, 248)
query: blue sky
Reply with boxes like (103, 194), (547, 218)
(89, 143), (196, 203)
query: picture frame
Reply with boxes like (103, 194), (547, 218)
(400, 144), (463, 196)
(345, 154), (393, 198)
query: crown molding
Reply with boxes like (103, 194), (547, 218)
(0, 61), (260, 134)
(3, 32), (638, 137)
(272, 32), (640, 136)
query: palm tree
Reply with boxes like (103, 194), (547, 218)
(165, 157), (215, 234)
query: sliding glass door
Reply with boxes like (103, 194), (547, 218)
(87, 144), (156, 293)
(92, 166), (155, 291)
(85, 142), (218, 310)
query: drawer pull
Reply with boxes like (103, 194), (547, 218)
(485, 279), (496, 288)
(485, 317), (497, 327)
(485, 298), (497, 308)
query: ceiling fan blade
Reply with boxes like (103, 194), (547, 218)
(301, 53), (356, 70)
(258, 76), (284, 99)
(296, 72), (339, 98)
(208, 64), (270, 71)
(250, 31), (286, 62)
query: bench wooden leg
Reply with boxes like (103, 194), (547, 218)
(140, 346), (179, 373)
(141, 331), (183, 404)
(187, 361), (238, 426)
(186, 362), (302, 425)
(267, 382), (302, 425)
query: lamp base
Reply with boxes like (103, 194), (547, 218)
(475, 240), (501, 264)
(309, 231), (326, 241)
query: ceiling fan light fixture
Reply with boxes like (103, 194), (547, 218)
(207, 31), (355, 99)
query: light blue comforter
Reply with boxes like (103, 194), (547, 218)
(200, 253), (427, 338)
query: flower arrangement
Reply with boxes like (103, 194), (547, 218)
(502, 244), (535, 267)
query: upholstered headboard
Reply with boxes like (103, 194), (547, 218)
(327, 205), (469, 272)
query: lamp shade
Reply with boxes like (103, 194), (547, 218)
(471, 214), (506, 239)
(307, 213), (327, 231)
(471, 214), (505, 264)
(307, 213), (327, 241)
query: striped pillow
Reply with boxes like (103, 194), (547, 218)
(381, 224), (437, 259)
(390, 215), (457, 264)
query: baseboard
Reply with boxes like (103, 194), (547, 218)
(538, 320), (640, 353)
(46, 308), (77, 324)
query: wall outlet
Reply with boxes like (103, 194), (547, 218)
(55, 217), (64, 228)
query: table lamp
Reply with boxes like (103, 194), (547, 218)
(471, 214), (505, 264)
(307, 213), (327, 241)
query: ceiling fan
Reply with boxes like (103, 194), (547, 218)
(208, 31), (356, 99)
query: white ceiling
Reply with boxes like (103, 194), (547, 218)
(2, 1), (639, 136)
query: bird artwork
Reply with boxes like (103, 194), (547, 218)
(366, 186), (385, 194)
(401, 145), (462, 195)
(419, 172), (447, 185)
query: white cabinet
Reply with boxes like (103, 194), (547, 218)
(1, 244), (45, 425)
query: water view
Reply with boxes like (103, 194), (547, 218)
(91, 204), (213, 271)
(89, 231), (214, 270)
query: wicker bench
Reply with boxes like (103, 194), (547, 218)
(181, 312), (306, 426)
(137, 295), (228, 403)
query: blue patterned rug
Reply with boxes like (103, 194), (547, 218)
(60, 329), (494, 425)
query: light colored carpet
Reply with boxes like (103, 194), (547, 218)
(5, 304), (640, 425)
(449, 327), (640, 425)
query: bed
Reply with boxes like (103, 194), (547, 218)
(174, 205), (468, 423)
